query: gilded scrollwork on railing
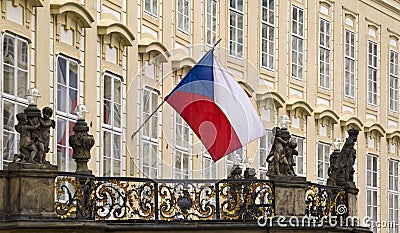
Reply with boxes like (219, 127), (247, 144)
(219, 180), (274, 220)
(305, 184), (347, 220)
(158, 182), (216, 221)
(54, 174), (275, 222)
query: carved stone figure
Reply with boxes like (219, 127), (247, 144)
(38, 107), (55, 163)
(14, 112), (40, 162)
(13, 106), (55, 166)
(266, 127), (298, 176)
(327, 129), (359, 188)
(69, 119), (95, 174)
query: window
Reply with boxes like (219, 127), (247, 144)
(366, 154), (379, 233)
(259, 130), (273, 179)
(102, 73), (122, 177)
(203, 150), (217, 179)
(1, 33), (29, 169)
(142, 88), (159, 178)
(319, 18), (330, 89)
(56, 56), (79, 172)
(229, 0), (244, 58)
(344, 30), (355, 98)
(144, 0), (158, 16)
(226, 147), (244, 175)
(389, 159), (399, 233)
(292, 135), (305, 176)
(206, 0), (217, 46)
(390, 50), (399, 112)
(291, 5), (304, 80)
(261, 0), (274, 70)
(177, 0), (190, 33)
(174, 114), (191, 179)
(368, 40), (378, 106)
(316, 142), (330, 184)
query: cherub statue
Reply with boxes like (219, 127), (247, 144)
(14, 112), (40, 162)
(285, 139), (298, 176)
(38, 107), (55, 163)
(267, 127), (289, 176)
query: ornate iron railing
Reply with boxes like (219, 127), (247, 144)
(305, 184), (348, 221)
(54, 172), (274, 222)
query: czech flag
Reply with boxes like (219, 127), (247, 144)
(165, 48), (266, 161)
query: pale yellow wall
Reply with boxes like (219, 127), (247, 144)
(2, 0), (400, 231)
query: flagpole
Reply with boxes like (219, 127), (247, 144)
(132, 38), (222, 140)
(131, 99), (166, 139)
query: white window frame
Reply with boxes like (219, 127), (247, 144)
(102, 72), (123, 177)
(144, 0), (158, 17)
(1, 33), (29, 169)
(228, 0), (244, 59)
(368, 40), (378, 106)
(226, 147), (245, 176)
(176, 0), (190, 34)
(206, 0), (217, 47)
(292, 135), (306, 176)
(142, 87), (159, 178)
(55, 55), (79, 172)
(319, 18), (330, 90)
(316, 142), (330, 184)
(291, 5), (304, 80)
(261, 0), (274, 70)
(203, 149), (217, 179)
(389, 50), (399, 113)
(258, 130), (273, 179)
(174, 113), (191, 179)
(366, 153), (379, 233)
(388, 159), (399, 233)
(344, 29), (356, 98)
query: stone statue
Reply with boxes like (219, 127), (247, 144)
(14, 112), (40, 162)
(327, 128), (359, 188)
(13, 106), (55, 165)
(266, 127), (298, 176)
(38, 107), (55, 163)
(69, 119), (95, 174)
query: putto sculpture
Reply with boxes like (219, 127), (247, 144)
(13, 89), (55, 165)
(266, 115), (298, 176)
(327, 128), (359, 188)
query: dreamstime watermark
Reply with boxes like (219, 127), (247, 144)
(257, 215), (396, 229)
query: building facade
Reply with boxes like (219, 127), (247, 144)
(0, 0), (400, 232)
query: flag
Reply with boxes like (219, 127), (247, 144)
(165, 49), (266, 161)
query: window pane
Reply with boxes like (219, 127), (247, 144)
(3, 65), (14, 95)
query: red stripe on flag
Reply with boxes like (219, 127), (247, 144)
(167, 91), (242, 161)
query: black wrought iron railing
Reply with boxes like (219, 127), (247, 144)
(305, 184), (348, 220)
(54, 172), (275, 222)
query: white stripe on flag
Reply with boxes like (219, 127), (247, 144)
(213, 57), (266, 145)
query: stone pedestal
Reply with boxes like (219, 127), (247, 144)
(0, 171), (8, 220)
(270, 175), (311, 217)
(7, 162), (58, 220)
(347, 187), (359, 217)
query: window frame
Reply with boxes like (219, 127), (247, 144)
(144, 0), (158, 17)
(366, 153), (379, 232)
(258, 130), (273, 179)
(260, 0), (274, 70)
(1, 32), (29, 169)
(367, 40), (378, 106)
(54, 55), (80, 172)
(318, 17), (330, 90)
(291, 5), (304, 80)
(388, 159), (400, 233)
(344, 29), (356, 98)
(228, 0), (244, 59)
(176, 0), (190, 34)
(141, 87), (159, 178)
(174, 113), (191, 179)
(389, 49), (399, 113)
(101, 72), (123, 177)
(316, 141), (330, 184)
(206, 0), (217, 47)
